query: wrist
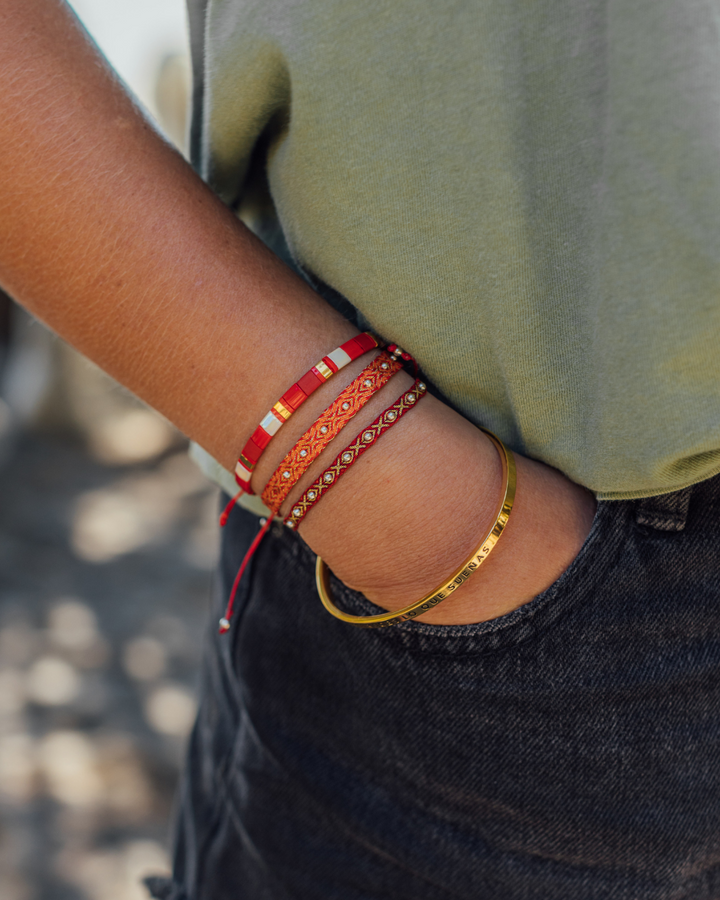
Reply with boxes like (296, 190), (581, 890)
(295, 391), (503, 603)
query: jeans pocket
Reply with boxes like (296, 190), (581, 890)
(324, 498), (632, 656)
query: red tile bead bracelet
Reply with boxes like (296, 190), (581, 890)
(261, 352), (402, 514)
(233, 332), (378, 495)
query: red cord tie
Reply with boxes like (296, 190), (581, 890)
(219, 488), (245, 527)
(218, 512), (275, 633)
(386, 344), (419, 376)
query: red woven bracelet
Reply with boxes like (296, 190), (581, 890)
(261, 352), (402, 513)
(283, 378), (427, 530)
(233, 332), (378, 494)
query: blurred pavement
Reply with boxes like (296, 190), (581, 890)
(0, 6), (214, 897)
(0, 357), (219, 900)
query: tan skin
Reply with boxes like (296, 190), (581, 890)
(0, 0), (596, 625)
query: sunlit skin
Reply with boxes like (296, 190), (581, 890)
(0, 0), (596, 625)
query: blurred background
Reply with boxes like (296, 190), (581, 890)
(0, 3), (220, 898)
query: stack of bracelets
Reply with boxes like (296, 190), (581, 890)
(218, 332), (516, 633)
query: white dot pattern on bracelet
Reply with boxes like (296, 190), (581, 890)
(284, 376), (425, 530)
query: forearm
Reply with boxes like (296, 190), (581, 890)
(0, 0), (474, 596)
(0, 0), (596, 625)
(0, 0), (363, 471)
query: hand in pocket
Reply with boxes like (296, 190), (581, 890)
(301, 392), (597, 627)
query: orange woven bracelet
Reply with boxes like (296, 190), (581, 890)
(284, 378), (427, 530)
(261, 352), (401, 513)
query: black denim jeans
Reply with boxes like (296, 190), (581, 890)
(147, 474), (720, 900)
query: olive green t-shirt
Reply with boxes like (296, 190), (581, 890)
(187, 0), (720, 501)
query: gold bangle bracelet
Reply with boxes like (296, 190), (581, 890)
(315, 428), (516, 628)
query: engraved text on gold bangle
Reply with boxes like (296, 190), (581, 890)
(314, 428), (516, 628)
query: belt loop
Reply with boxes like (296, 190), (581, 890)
(635, 485), (694, 532)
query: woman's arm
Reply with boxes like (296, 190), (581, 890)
(0, 0), (595, 625)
